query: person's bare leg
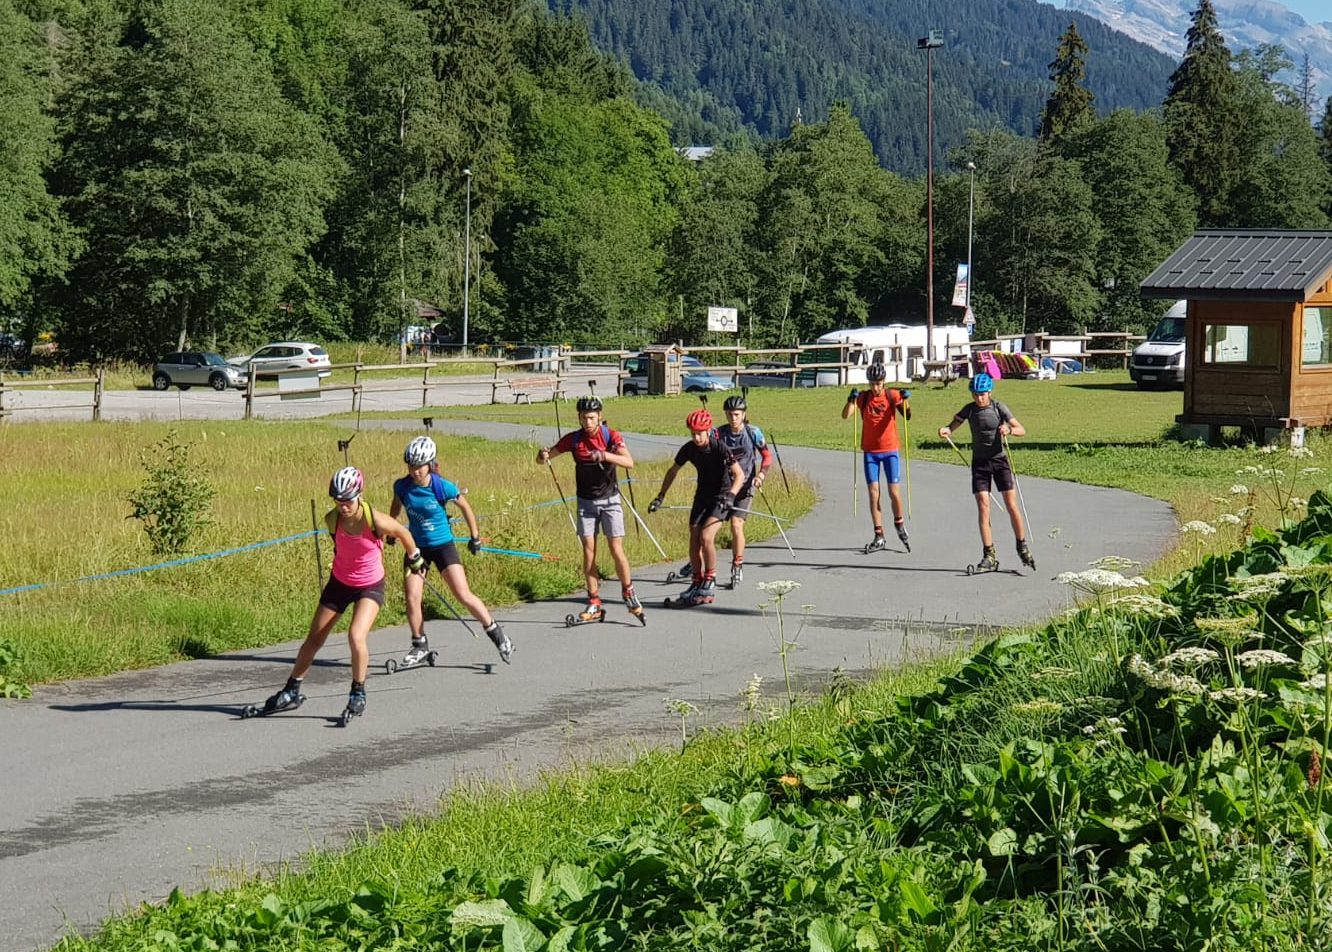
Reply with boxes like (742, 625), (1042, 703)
(443, 563), (493, 625)
(345, 598), (382, 684)
(1002, 489), (1025, 540)
(290, 605), (340, 680)
(975, 493), (994, 548)
(404, 571), (426, 638)
(581, 535), (599, 598)
(606, 535), (633, 589)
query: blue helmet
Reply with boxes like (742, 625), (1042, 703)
(970, 372), (994, 394)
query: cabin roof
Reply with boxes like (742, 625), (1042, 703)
(1140, 230), (1332, 301)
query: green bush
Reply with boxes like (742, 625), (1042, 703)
(126, 430), (215, 555)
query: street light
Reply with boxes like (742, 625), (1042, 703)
(918, 29), (944, 367)
(462, 166), (472, 353)
(966, 160), (976, 316)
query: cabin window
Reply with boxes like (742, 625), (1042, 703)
(1302, 308), (1332, 366)
(1202, 323), (1280, 368)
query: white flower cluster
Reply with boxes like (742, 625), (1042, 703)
(1300, 466), (1323, 476)
(1207, 686), (1267, 703)
(1055, 569), (1151, 592)
(756, 580), (801, 597)
(1160, 647), (1220, 669)
(1300, 674), (1328, 691)
(1289, 446), (1315, 459)
(1181, 521), (1217, 536)
(1112, 593), (1178, 618)
(1228, 572), (1289, 601)
(1126, 654), (1205, 696)
(1236, 649), (1296, 669)
(1230, 484), (1250, 496)
(1218, 513), (1243, 526)
(741, 673), (763, 712)
(1011, 699), (1063, 716)
(1089, 555), (1142, 572)
(1081, 715), (1127, 738)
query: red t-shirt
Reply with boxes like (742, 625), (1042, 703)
(857, 388), (904, 453)
(554, 425), (625, 499)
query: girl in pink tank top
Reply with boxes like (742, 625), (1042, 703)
(245, 467), (425, 725)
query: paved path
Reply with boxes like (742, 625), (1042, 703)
(0, 419), (1176, 951)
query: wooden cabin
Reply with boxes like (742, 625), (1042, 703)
(1140, 230), (1332, 443)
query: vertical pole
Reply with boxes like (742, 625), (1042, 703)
(966, 161), (975, 314)
(244, 370), (255, 420)
(422, 363), (430, 408)
(311, 499), (324, 588)
(463, 167), (472, 354)
(93, 367), (104, 422)
(925, 44), (935, 368)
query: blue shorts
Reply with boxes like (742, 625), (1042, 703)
(863, 451), (901, 486)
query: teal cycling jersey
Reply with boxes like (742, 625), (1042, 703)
(393, 473), (460, 547)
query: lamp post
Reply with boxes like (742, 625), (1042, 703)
(462, 166), (472, 353)
(966, 160), (976, 313)
(918, 29), (944, 366)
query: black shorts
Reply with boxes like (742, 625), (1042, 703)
(972, 456), (1015, 495)
(730, 487), (754, 521)
(690, 495), (731, 527)
(405, 542), (461, 574)
(319, 575), (386, 614)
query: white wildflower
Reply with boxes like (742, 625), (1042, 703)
(1261, 444), (1279, 455)
(1056, 569), (1151, 593)
(1218, 513), (1243, 525)
(1161, 647), (1220, 668)
(1126, 654), (1205, 696)
(1112, 593), (1178, 618)
(1230, 484), (1250, 495)
(1181, 520), (1216, 536)
(1237, 466), (1261, 477)
(756, 580), (801, 597)
(1300, 467), (1323, 476)
(1228, 572), (1289, 600)
(1291, 497), (1308, 509)
(1090, 555), (1142, 572)
(1289, 446), (1315, 459)
(1299, 674), (1328, 691)
(1012, 699), (1063, 716)
(664, 697), (698, 716)
(1236, 649), (1296, 669)
(1208, 687), (1267, 703)
(741, 674), (763, 711)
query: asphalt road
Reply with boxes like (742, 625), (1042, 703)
(0, 418), (1176, 951)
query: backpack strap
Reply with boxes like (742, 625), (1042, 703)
(325, 500), (380, 541)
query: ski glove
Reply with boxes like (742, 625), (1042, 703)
(720, 491), (736, 515)
(648, 496), (663, 514)
(847, 388), (860, 403)
(901, 389), (912, 398)
(468, 537), (482, 555)
(405, 549), (428, 575)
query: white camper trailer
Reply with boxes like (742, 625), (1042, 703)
(800, 324), (970, 387)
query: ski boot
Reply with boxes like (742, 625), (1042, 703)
(485, 621), (513, 663)
(895, 521), (911, 553)
(728, 560), (744, 589)
(967, 546), (1000, 575)
(665, 562), (694, 584)
(863, 532), (887, 554)
(623, 586), (647, 626)
(665, 577), (716, 609)
(241, 679), (305, 718)
(339, 685), (367, 727)
(1017, 539), (1036, 571)
(566, 598), (606, 627)
(385, 636), (438, 674)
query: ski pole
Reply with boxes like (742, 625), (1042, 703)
(851, 402), (859, 518)
(727, 505), (791, 524)
(768, 434), (792, 494)
(1003, 434), (1034, 537)
(478, 544), (557, 561)
(623, 494), (669, 560)
(758, 486), (797, 560)
(902, 401), (913, 520)
(545, 462), (578, 532)
(623, 465), (642, 542)
(424, 578), (478, 639)
(946, 433), (1004, 513)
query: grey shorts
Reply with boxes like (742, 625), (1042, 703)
(577, 494), (626, 539)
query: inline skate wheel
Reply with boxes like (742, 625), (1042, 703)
(665, 571), (678, 584)
(241, 705), (258, 719)
(966, 565), (975, 576)
(565, 613), (576, 627)
(385, 658), (399, 675)
(427, 651), (439, 667)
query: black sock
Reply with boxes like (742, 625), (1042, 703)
(284, 677), (303, 692)
(351, 680), (365, 694)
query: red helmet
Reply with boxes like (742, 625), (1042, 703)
(686, 409), (713, 432)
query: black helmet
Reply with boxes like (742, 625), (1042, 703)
(723, 395), (747, 413)
(576, 396), (602, 414)
(866, 362), (887, 382)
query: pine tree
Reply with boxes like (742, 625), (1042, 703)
(1164, 0), (1242, 226)
(1040, 22), (1095, 149)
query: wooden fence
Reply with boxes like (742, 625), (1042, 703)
(0, 368), (105, 421)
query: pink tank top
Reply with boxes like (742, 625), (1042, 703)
(331, 509), (385, 587)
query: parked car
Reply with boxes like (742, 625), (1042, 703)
(0, 332), (25, 361)
(737, 360), (794, 389)
(622, 353), (735, 395)
(1129, 300), (1187, 390)
(152, 352), (249, 391)
(230, 341), (332, 380)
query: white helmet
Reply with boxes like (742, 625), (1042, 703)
(404, 435), (437, 466)
(329, 466), (364, 502)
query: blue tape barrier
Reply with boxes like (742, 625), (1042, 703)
(478, 545), (546, 560)
(0, 530), (322, 598)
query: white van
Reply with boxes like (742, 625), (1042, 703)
(800, 324), (970, 387)
(1130, 300), (1187, 390)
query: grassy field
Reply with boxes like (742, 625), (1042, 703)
(0, 421), (813, 684)
(424, 372), (1330, 575)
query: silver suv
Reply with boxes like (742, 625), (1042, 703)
(152, 352), (248, 391)
(230, 341), (332, 380)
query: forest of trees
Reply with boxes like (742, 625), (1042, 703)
(0, 0), (1331, 360)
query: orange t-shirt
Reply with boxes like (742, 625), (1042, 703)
(857, 388), (905, 452)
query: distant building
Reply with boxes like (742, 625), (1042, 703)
(677, 146), (715, 163)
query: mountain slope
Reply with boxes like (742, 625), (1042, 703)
(551, 0), (1180, 173)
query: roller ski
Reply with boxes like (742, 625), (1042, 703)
(385, 637), (438, 675)
(484, 621), (514, 663)
(1017, 540), (1036, 571)
(863, 532), (887, 555)
(565, 598), (606, 627)
(664, 578), (715, 609)
(664, 562), (694, 584)
(623, 586), (647, 626)
(727, 561), (743, 590)
(966, 546), (1000, 576)
(339, 687), (367, 727)
(241, 680), (305, 719)
(896, 522), (911, 553)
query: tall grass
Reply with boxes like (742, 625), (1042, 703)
(0, 421), (813, 683)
